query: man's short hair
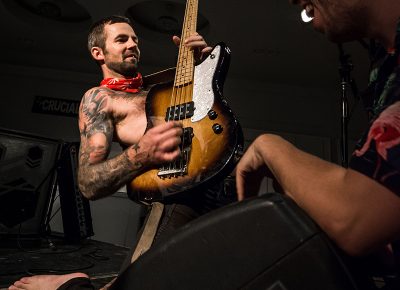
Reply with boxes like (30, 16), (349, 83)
(87, 15), (133, 52)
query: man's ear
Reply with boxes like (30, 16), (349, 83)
(91, 47), (104, 61)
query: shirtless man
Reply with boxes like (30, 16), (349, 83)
(8, 15), (231, 290)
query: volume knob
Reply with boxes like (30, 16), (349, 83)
(212, 124), (223, 134)
(208, 110), (218, 120)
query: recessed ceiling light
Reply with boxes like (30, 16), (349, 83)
(11, 0), (90, 22)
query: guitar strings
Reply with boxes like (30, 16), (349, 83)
(166, 0), (197, 174)
(180, 0), (197, 173)
(177, 0), (191, 172)
(169, 0), (189, 121)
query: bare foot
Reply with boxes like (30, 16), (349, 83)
(8, 272), (89, 290)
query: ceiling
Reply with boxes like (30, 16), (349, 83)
(0, 0), (371, 139)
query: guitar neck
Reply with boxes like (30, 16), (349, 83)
(174, 0), (198, 88)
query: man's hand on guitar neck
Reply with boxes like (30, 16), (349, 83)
(172, 32), (213, 63)
(126, 121), (183, 169)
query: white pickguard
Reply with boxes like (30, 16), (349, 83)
(191, 45), (221, 122)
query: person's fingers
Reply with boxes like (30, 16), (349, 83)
(185, 40), (207, 49)
(160, 136), (182, 152)
(150, 121), (182, 134)
(184, 32), (202, 43)
(172, 35), (181, 46)
(201, 46), (213, 55)
(236, 172), (246, 201)
(162, 149), (181, 162)
(155, 126), (183, 146)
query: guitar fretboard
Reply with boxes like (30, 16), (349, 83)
(174, 0), (198, 88)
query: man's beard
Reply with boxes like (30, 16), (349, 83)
(315, 0), (368, 43)
(107, 60), (138, 78)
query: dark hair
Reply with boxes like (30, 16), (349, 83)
(87, 15), (133, 52)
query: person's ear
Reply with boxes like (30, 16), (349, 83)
(91, 47), (104, 61)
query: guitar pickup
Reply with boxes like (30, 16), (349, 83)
(165, 101), (195, 121)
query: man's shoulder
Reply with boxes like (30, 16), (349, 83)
(81, 86), (120, 102)
(84, 86), (150, 100)
(84, 86), (112, 95)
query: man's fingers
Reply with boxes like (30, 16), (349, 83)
(185, 40), (207, 49)
(172, 35), (181, 46)
(184, 32), (202, 43)
(236, 173), (246, 201)
(173, 34), (207, 49)
(160, 136), (182, 152)
(162, 149), (181, 162)
(156, 126), (183, 144)
(150, 121), (182, 134)
(202, 46), (213, 55)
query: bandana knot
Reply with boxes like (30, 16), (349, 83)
(100, 73), (143, 93)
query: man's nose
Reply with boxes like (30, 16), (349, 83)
(127, 38), (138, 49)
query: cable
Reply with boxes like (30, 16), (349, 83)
(47, 204), (61, 223)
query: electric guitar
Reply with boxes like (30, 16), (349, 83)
(129, 0), (243, 202)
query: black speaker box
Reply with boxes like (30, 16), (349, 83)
(57, 142), (93, 242)
(111, 193), (371, 290)
(0, 128), (61, 239)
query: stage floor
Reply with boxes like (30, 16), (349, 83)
(0, 237), (130, 289)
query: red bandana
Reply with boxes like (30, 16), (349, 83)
(100, 73), (143, 93)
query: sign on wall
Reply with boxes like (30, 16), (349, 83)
(32, 96), (80, 117)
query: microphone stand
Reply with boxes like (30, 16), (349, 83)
(337, 44), (355, 168)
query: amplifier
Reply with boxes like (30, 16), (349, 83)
(57, 142), (93, 242)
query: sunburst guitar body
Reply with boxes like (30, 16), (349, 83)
(130, 43), (243, 202)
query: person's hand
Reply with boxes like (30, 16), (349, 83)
(235, 136), (271, 201)
(173, 33), (213, 63)
(130, 121), (183, 168)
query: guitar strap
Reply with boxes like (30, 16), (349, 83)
(130, 202), (165, 263)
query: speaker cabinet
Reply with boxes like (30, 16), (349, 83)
(57, 142), (93, 242)
(0, 128), (61, 238)
(112, 193), (369, 290)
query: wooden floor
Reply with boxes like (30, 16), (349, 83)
(0, 236), (130, 289)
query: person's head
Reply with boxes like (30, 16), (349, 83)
(290, 0), (371, 43)
(88, 15), (140, 78)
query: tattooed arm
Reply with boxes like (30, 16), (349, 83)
(77, 88), (183, 200)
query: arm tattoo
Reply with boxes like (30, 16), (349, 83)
(81, 88), (111, 139)
(77, 88), (145, 200)
(132, 143), (140, 153)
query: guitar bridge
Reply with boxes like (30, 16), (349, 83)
(158, 127), (193, 178)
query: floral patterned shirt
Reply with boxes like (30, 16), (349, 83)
(349, 23), (400, 197)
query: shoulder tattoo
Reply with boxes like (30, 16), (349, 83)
(80, 88), (112, 138)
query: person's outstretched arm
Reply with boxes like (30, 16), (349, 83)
(236, 134), (400, 256)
